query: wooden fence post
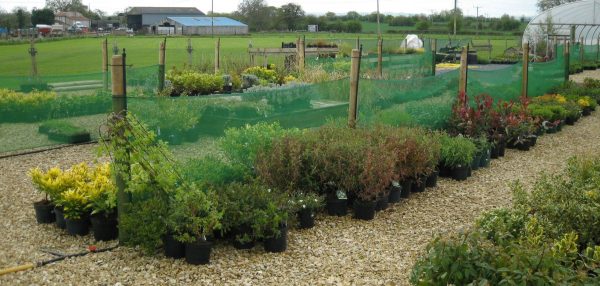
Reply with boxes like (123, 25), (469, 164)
(158, 39), (166, 92)
(298, 37), (306, 71)
(458, 46), (469, 95)
(214, 38), (221, 73)
(431, 39), (437, 76)
(29, 38), (38, 78)
(348, 48), (361, 128)
(187, 38), (193, 67)
(102, 38), (108, 90)
(111, 51), (129, 243)
(565, 40), (570, 82)
(522, 43), (530, 98)
(377, 38), (383, 78)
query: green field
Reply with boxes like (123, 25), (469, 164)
(0, 33), (520, 77)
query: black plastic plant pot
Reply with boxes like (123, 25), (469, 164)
(326, 196), (348, 216)
(425, 171), (439, 188)
(438, 164), (452, 177)
(264, 224), (288, 253)
(583, 108), (592, 116)
(163, 234), (185, 259)
(185, 239), (213, 265)
(388, 183), (402, 203)
(232, 224), (256, 249)
(498, 143), (506, 157)
(375, 195), (389, 211)
(297, 208), (315, 229)
(90, 212), (118, 241)
(33, 201), (55, 224)
(479, 150), (491, 168)
(451, 165), (469, 181)
(471, 153), (481, 171)
(400, 180), (412, 198)
(516, 141), (530, 151)
(353, 200), (376, 221)
(529, 136), (538, 147)
(490, 145), (500, 159)
(411, 176), (426, 193)
(566, 116), (575, 125)
(54, 206), (66, 229)
(65, 216), (90, 236)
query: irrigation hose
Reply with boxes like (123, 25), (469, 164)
(0, 245), (118, 276)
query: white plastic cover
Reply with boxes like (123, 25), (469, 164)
(400, 34), (423, 49)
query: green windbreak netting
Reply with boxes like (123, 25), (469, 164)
(359, 70), (459, 130)
(468, 64), (523, 102)
(571, 43), (582, 64)
(529, 48), (566, 97)
(0, 65), (158, 154)
(1, 44), (568, 155)
(583, 44), (600, 63)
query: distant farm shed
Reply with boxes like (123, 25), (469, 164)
(158, 17), (249, 35)
(127, 7), (204, 31)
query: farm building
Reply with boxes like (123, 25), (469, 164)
(127, 7), (204, 32)
(54, 11), (90, 30)
(156, 17), (248, 35)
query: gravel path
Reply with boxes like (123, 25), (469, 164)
(2, 77), (600, 285)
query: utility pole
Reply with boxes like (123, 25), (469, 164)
(453, 0), (458, 36)
(376, 0), (381, 39)
(211, 0), (214, 38)
(474, 6), (482, 36)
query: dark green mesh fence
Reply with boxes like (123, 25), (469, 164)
(0, 43), (569, 156)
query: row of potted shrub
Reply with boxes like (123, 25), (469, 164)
(30, 162), (118, 241)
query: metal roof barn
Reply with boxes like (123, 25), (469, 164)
(126, 7), (204, 31)
(159, 17), (249, 35)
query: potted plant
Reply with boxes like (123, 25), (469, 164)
(61, 188), (92, 236)
(256, 202), (289, 253)
(167, 184), (222, 265)
(289, 192), (324, 229)
(29, 167), (63, 224)
(440, 135), (476, 181)
(87, 163), (118, 241)
(219, 182), (265, 250)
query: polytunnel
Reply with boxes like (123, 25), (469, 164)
(523, 0), (600, 46)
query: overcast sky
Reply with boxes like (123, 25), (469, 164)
(1, 0), (539, 17)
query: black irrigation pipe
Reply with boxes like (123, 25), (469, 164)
(0, 140), (99, 160)
(0, 245), (118, 276)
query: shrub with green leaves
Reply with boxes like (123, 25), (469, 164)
(180, 156), (247, 187)
(220, 122), (301, 172)
(242, 66), (278, 84)
(166, 184), (222, 243)
(439, 134), (476, 168)
(218, 182), (289, 243)
(410, 155), (600, 284)
(166, 69), (224, 96)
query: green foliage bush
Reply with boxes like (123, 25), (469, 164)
(166, 69), (224, 96)
(220, 122), (300, 173)
(242, 66), (279, 84)
(218, 182), (289, 243)
(411, 155), (600, 285)
(166, 185), (222, 243)
(439, 134), (476, 167)
(180, 156), (247, 187)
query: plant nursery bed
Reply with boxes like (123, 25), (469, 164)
(1, 110), (600, 285)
